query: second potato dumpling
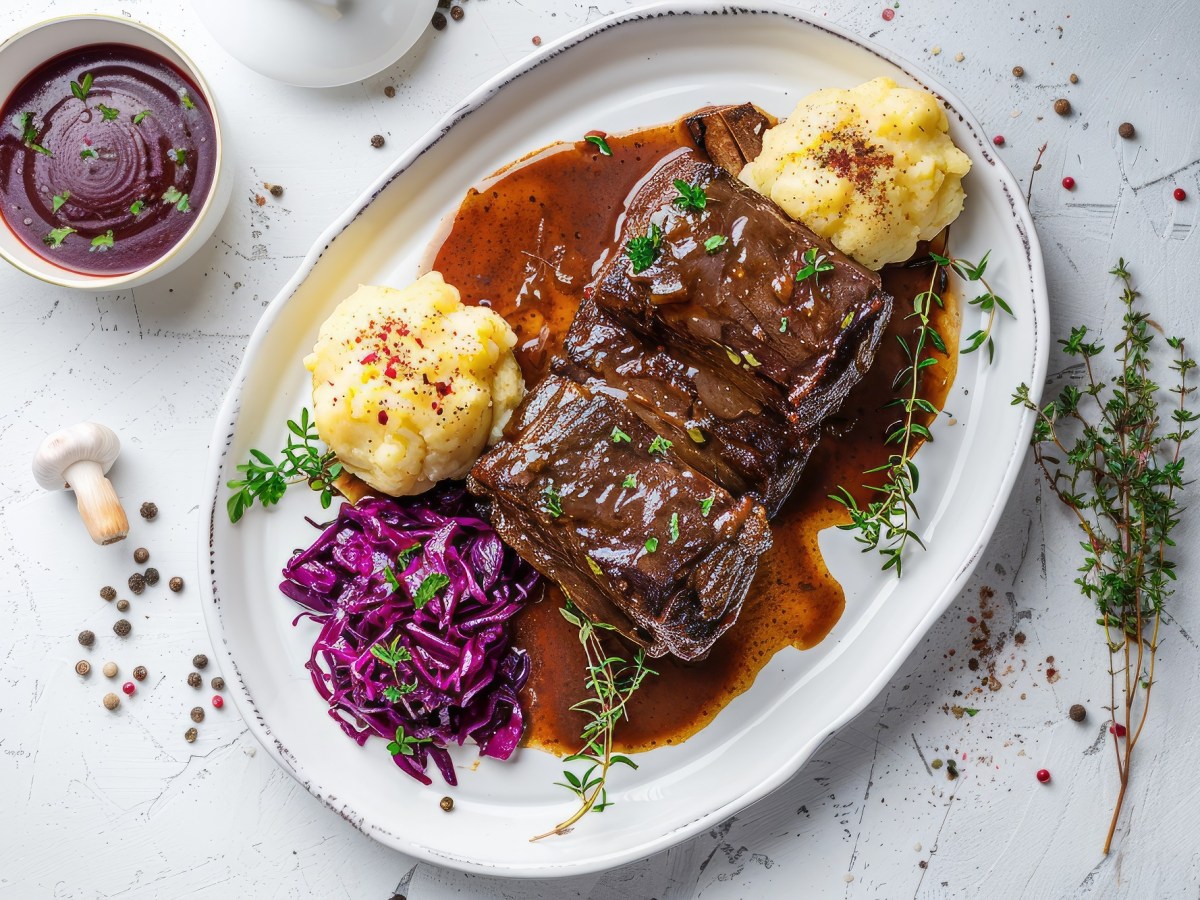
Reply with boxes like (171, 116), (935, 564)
(304, 272), (524, 497)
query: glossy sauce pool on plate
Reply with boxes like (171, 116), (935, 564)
(430, 123), (960, 753)
(0, 43), (217, 275)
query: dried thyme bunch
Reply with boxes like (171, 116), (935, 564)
(1012, 259), (1196, 853)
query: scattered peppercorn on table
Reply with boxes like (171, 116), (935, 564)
(2, 0), (1198, 897)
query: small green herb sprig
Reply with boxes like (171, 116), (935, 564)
(1012, 259), (1195, 855)
(931, 250), (1014, 361)
(625, 223), (663, 274)
(70, 72), (93, 104)
(795, 246), (834, 288)
(584, 134), (612, 156)
(387, 725), (430, 758)
(226, 407), (343, 523)
(531, 600), (656, 841)
(14, 111), (51, 157)
(672, 179), (707, 211)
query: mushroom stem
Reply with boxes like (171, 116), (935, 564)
(64, 460), (129, 545)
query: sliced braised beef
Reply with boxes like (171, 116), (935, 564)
(589, 147), (893, 429)
(554, 298), (815, 516)
(468, 374), (771, 661)
(684, 103), (775, 177)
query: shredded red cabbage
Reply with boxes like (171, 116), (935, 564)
(279, 483), (537, 785)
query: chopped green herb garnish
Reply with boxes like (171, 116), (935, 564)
(132, 110), (151, 125)
(644, 537), (659, 554)
(383, 682), (417, 703)
(672, 179), (707, 211)
(80, 148), (97, 160)
(622, 474), (637, 489)
(648, 435), (673, 455)
(741, 350), (762, 367)
(780, 316), (788, 333)
(542, 482), (563, 518)
(162, 186), (190, 212)
(129, 199), (145, 216)
(14, 111), (51, 156)
(70, 72), (93, 103)
(89, 230), (114, 252)
(170, 147), (187, 165)
(610, 426), (632, 443)
(668, 512), (680, 543)
(704, 234), (728, 254)
(699, 493), (715, 517)
(386, 724), (430, 757)
(395, 543), (422, 572)
(625, 223), (663, 274)
(964, 707), (980, 717)
(795, 246), (835, 287)
(382, 564), (401, 593)
(97, 103), (119, 121)
(43, 226), (75, 248)
(51, 190), (69, 213)
(586, 556), (603, 577)
(369, 635), (412, 667)
(686, 426), (705, 443)
(412, 572), (451, 610)
(840, 312), (854, 330)
(180, 90), (196, 110)
(584, 134), (613, 156)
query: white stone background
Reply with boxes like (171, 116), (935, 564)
(1, 0), (1198, 897)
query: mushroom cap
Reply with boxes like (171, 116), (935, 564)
(32, 422), (122, 490)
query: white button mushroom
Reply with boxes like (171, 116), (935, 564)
(32, 422), (129, 545)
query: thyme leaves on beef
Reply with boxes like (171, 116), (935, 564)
(1012, 259), (1196, 854)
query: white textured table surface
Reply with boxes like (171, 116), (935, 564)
(2, 1), (1199, 897)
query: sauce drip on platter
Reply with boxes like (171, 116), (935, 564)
(0, 44), (217, 275)
(430, 122), (960, 753)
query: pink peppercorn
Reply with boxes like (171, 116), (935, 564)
(1110, 722), (1127, 737)
(881, 7), (895, 20)
(1036, 769), (1051, 783)
(212, 694), (225, 709)
(1174, 187), (1187, 201)
(1062, 176), (1076, 190)
(993, 135), (1005, 146)
(122, 681), (136, 696)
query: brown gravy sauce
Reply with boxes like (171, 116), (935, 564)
(429, 122), (960, 754)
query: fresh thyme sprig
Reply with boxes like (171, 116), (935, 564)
(530, 600), (656, 841)
(226, 407), (343, 522)
(1012, 259), (1195, 854)
(930, 251), (1014, 361)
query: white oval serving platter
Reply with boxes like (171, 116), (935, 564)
(202, 0), (1049, 878)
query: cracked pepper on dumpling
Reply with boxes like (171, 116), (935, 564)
(304, 272), (524, 496)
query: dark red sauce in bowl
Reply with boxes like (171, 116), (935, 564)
(0, 43), (217, 276)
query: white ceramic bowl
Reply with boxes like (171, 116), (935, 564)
(0, 15), (232, 290)
(191, 0), (438, 89)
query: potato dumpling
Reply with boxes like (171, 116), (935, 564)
(740, 77), (971, 270)
(304, 273), (523, 496)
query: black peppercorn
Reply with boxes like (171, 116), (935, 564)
(187, 672), (202, 688)
(211, 676), (225, 691)
(128, 572), (146, 595)
(383, 85), (396, 98)
(193, 654), (209, 670)
(133, 665), (148, 681)
(1069, 703), (1086, 722)
(191, 706), (206, 723)
(139, 501), (158, 520)
(185, 727), (198, 743)
(113, 619), (132, 637)
(269, 183), (284, 198)
(144, 568), (160, 586)
(450, 5), (464, 21)
(169, 577), (184, 593)
(1011, 65), (1024, 78)
(370, 134), (385, 149)
(1118, 122), (1135, 139)
(431, 12), (447, 30)
(78, 629), (95, 647)
(133, 547), (149, 564)
(439, 796), (454, 811)
(116, 599), (130, 612)
(1054, 98), (1071, 116)
(100, 585), (117, 601)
